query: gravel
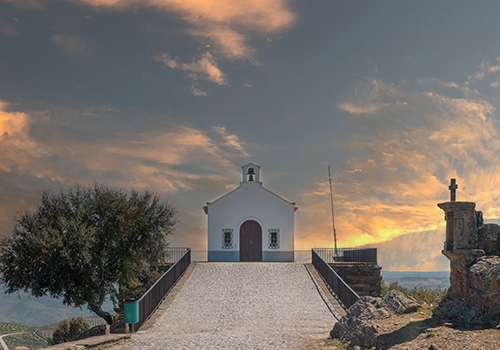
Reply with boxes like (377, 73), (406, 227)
(109, 263), (339, 350)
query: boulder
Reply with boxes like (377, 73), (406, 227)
(330, 296), (388, 348)
(382, 290), (419, 314)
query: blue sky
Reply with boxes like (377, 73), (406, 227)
(2, 0), (500, 270)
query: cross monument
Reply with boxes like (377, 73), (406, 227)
(449, 178), (458, 202)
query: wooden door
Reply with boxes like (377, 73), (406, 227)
(239, 220), (262, 262)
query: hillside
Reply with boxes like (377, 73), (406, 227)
(382, 271), (450, 290)
(0, 288), (113, 326)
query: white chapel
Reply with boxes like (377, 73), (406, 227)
(204, 163), (297, 262)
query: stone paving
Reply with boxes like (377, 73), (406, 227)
(109, 263), (340, 350)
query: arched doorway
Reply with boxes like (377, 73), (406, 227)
(239, 220), (262, 262)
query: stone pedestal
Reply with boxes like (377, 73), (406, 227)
(437, 202), (478, 251)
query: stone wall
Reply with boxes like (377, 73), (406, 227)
(329, 262), (382, 297)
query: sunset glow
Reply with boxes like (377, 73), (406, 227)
(2, 1), (500, 271)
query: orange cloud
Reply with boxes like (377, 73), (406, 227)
(154, 52), (228, 95)
(0, 101), (44, 173)
(212, 126), (249, 156)
(296, 63), (500, 270)
(338, 102), (392, 114)
(0, 101), (250, 193)
(71, 0), (296, 60)
(0, 103), (251, 242)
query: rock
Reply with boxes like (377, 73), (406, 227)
(382, 290), (419, 314)
(330, 296), (388, 349)
(429, 344), (440, 350)
(442, 249), (485, 299)
(434, 255), (500, 326)
(348, 296), (390, 320)
(477, 224), (500, 255)
(73, 325), (109, 340)
(434, 297), (477, 326)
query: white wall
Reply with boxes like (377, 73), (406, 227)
(207, 182), (295, 253)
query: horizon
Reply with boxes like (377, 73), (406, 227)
(2, 1), (500, 271)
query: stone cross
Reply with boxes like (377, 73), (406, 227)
(449, 178), (458, 202)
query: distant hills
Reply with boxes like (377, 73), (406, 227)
(0, 287), (114, 326)
(381, 271), (450, 290)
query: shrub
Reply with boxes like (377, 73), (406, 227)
(48, 317), (91, 345)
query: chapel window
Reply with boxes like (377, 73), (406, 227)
(222, 229), (233, 249)
(269, 229), (279, 249)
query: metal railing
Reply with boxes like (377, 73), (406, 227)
(191, 250), (208, 262)
(135, 248), (191, 330)
(313, 247), (377, 263)
(190, 250), (312, 262)
(188, 249), (375, 263)
(165, 247), (191, 262)
(312, 248), (359, 309)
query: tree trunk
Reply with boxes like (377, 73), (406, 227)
(88, 302), (114, 325)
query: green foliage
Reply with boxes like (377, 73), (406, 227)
(0, 184), (177, 324)
(119, 263), (173, 301)
(48, 317), (91, 345)
(384, 280), (448, 305)
(69, 316), (92, 340)
(50, 320), (69, 345)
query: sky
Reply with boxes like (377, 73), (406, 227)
(2, 0), (500, 271)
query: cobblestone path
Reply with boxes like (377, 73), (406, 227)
(111, 263), (339, 349)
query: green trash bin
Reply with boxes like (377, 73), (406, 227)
(124, 299), (139, 332)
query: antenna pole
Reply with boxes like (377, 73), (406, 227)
(328, 164), (338, 257)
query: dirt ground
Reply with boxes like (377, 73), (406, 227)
(317, 307), (500, 350)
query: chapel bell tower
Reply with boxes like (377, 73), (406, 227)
(242, 163), (261, 183)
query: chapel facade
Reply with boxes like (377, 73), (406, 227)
(204, 163), (297, 262)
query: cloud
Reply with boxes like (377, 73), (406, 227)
(0, 101), (44, 173)
(338, 79), (409, 115)
(212, 126), (249, 156)
(188, 26), (254, 61)
(154, 52), (227, 95)
(157, 52), (227, 85)
(0, 102), (251, 241)
(467, 59), (500, 85)
(66, 0), (296, 61)
(189, 85), (208, 97)
(51, 34), (91, 58)
(295, 60), (500, 270)
(2, 0), (297, 92)
(338, 102), (393, 114)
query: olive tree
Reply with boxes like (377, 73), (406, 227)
(0, 184), (177, 324)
